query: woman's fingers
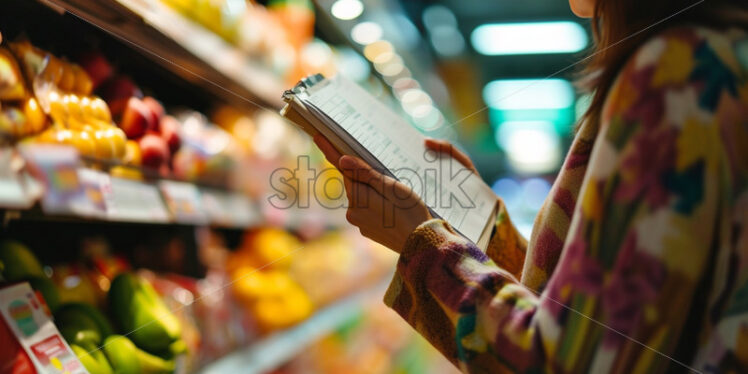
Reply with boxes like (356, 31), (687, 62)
(339, 156), (384, 189)
(424, 138), (478, 175)
(339, 156), (404, 201)
(313, 134), (343, 167)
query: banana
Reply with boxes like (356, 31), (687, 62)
(55, 302), (114, 338)
(70, 343), (114, 374)
(136, 348), (176, 374)
(60, 327), (102, 348)
(108, 274), (182, 354)
(104, 334), (176, 374)
(102, 335), (141, 374)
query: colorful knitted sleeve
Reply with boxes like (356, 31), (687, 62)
(383, 27), (746, 373)
(484, 199), (528, 280)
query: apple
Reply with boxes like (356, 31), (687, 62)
(142, 96), (164, 131)
(99, 76), (142, 103)
(118, 97), (151, 139)
(107, 97), (128, 118)
(139, 132), (169, 169)
(159, 115), (182, 154)
(77, 51), (113, 90)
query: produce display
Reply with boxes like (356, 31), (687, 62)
(0, 239), (187, 374)
(0, 0), (455, 373)
(6, 41), (128, 161)
(159, 0), (337, 85)
(0, 226), (395, 374)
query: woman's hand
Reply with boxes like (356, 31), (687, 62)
(424, 138), (479, 175)
(313, 135), (432, 253)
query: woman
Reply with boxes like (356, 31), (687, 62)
(316, 0), (748, 372)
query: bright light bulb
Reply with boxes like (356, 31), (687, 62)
(471, 21), (588, 55)
(483, 79), (575, 110)
(351, 22), (383, 45)
(496, 121), (561, 174)
(331, 0), (364, 21)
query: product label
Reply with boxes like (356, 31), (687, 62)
(159, 180), (208, 224)
(0, 283), (88, 374)
(75, 168), (110, 219)
(19, 144), (89, 215)
(200, 188), (259, 228)
(105, 177), (171, 223)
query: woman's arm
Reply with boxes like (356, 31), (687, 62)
(384, 30), (728, 373)
(424, 138), (528, 279)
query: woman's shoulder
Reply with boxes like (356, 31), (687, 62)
(603, 25), (747, 122)
(622, 25), (747, 87)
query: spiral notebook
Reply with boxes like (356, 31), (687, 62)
(281, 74), (497, 250)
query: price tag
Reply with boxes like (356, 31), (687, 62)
(0, 283), (88, 374)
(105, 177), (170, 223)
(75, 168), (109, 219)
(18, 144), (88, 215)
(159, 180), (208, 224)
(200, 188), (259, 228)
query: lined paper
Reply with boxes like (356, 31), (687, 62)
(298, 76), (497, 244)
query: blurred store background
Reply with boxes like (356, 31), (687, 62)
(0, 0), (592, 373)
(310, 0), (591, 236)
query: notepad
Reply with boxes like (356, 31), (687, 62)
(281, 74), (498, 250)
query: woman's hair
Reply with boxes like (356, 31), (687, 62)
(580, 0), (748, 128)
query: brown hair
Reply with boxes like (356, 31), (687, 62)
(580, 0), (748, 128)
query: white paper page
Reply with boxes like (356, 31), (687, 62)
(302, 76), (496, 244)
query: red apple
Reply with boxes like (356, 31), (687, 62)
(142, 97), (164, 132)
(100, 76), (142, 102)
(118, 97), (151, 139)
(159, 115), (182, 154)
(138, 132), (169, 169)
(107, 97), (128, 119)
(77, 51), (113, 90)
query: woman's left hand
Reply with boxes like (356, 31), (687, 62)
(314, 135), (432, 253)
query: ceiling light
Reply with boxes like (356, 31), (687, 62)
(351, 22), (383, 45)
(363, 40), (394, 62)
(496, 121), (561, 174)
(483, 79), (574, 110)
(471, 21), (588, 55)
(331, 0), (364, 21)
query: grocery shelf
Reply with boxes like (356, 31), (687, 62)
(199, 281), (388, 374)
(39, 0), (286, 110)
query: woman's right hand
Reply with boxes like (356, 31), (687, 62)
(424, 138), (479, 176)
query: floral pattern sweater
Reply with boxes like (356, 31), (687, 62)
(384, 26), (748, 373)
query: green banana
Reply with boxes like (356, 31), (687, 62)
(60, 327), (102, 347)
(70, 343), (114, 374)
(55, 302), (114, 338)
(108, 274), (182, 354)
(102, 335), (141, 374)
(103, 334), (175, 374)
(135, 347), (176, 374)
